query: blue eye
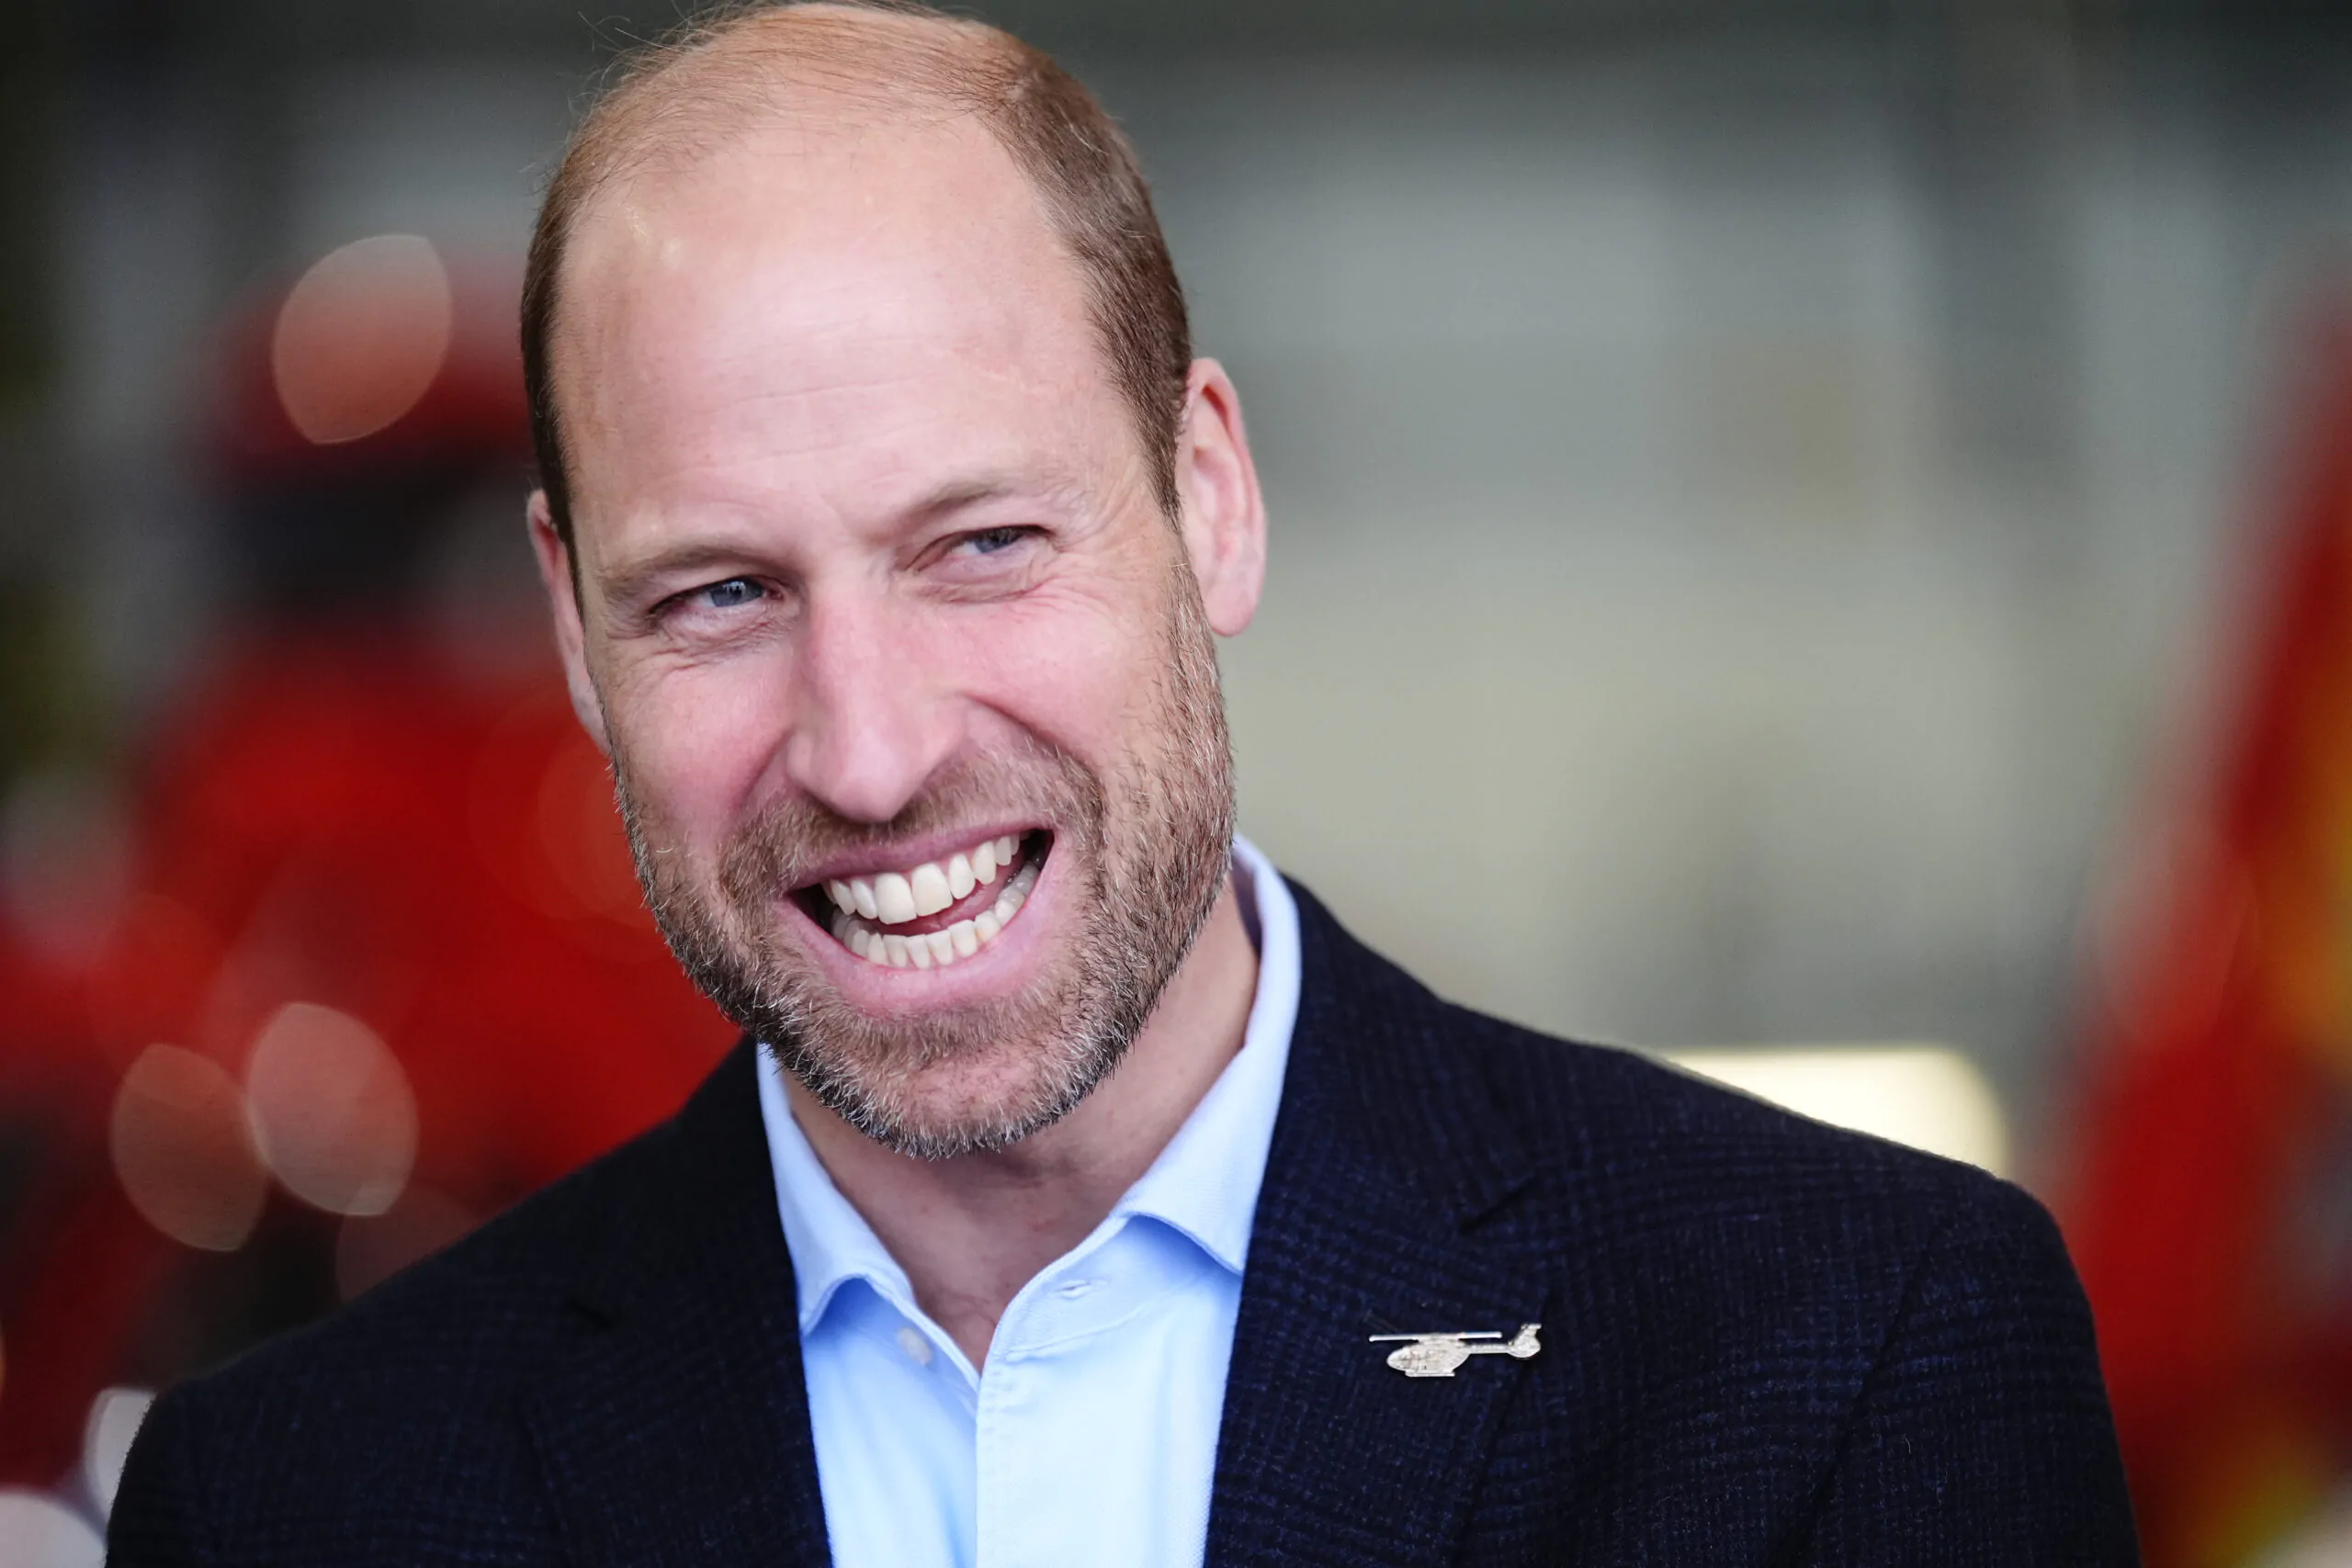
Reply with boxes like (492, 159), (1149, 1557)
(964, 527), (1030, 556)
(700, 578), (765, 609)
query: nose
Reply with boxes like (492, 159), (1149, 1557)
(779, 587), (965, 825)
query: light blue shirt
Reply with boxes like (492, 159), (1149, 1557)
(755, 835), (1301, 1568)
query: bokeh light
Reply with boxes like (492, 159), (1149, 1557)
(2256, 1491), (2352, 1567)
(108, 1044), (267, 1252)
(270, 233), (453, 445)
(0, 1490), (103, 1568)
(80, 1386), (153, 1518)
(243, 1001), (416, 1217)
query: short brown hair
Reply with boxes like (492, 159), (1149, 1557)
(520, 0), (1192, 549)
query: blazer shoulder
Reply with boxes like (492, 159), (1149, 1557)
(1430, 1001), (2103, 1423)
(1469, 998), (2034, 1231)
(1430, 1010), (2129, 1560)
(113, 1043), (786, 1560)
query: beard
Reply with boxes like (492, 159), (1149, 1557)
(609, 566), (1237, 1159)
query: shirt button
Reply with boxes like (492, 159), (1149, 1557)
(1054, 1279), (1097, 1300)
(895, 1326), (933, 1365)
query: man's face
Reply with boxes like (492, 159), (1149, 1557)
(537, 109), (1253, 1157)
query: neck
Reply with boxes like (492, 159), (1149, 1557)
(785, 874), (1261, 1369)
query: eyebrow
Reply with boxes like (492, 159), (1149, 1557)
(899, 472), (1091, 527)
(904, 477), (1022, 521)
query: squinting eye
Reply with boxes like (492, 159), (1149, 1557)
(698, 578), (766, 609)
(963, 527), (1032, 557)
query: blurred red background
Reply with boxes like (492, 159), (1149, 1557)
(0, 247), (731, 1527)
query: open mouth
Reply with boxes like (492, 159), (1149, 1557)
(792, 830), (1050, 970)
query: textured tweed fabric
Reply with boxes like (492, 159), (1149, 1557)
(109, 881), (2138, 1565)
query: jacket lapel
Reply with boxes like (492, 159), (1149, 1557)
(523, 1041), (833, 1568)
(1207, 886), (1548, 1568)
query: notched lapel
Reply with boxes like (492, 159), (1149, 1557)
(522, 1043), (831, 1568)
(523, 1286), (827, 1568)
(1209, 1187), (1546, 1568)
(1208, 886), (1553, 1568)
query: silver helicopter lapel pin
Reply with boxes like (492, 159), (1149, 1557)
(1369, 1324), (1542, 1378)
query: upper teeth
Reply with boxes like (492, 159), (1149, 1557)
(824, 834), (1019, 928)
(826, 850), (1042, 970)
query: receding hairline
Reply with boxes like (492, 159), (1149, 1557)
(542, 8), (1037, 353)
(548, 98), (1077, 429)
(524, 0), (1194, 547)
(566, 6), (1016, 217)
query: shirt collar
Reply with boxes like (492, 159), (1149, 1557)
(1110, 835), (1298, 1274)
(755, 833), (1302, 1334)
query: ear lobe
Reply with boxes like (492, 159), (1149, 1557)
(1174, 359), (1268, 637)
(526, 490), (612, 755)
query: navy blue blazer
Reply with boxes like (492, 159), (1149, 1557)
(109, 883), (2138, 1564)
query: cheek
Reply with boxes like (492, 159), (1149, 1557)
(602, 652), (791, 845)
(947, 581), (1169, 761)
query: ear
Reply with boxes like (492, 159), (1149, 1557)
(527, 490), (613, 755)
(1173, 358), (1268, 637)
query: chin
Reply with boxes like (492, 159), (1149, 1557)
(798, 1040), (1106, 1160)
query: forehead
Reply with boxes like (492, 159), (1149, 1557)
(555, 106), (1124, 536)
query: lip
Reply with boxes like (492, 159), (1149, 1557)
(780, 830), (1065, 1009)
(788, 820), (1047, 891)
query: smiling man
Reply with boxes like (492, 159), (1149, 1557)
(109, 5), (2139, 1565)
